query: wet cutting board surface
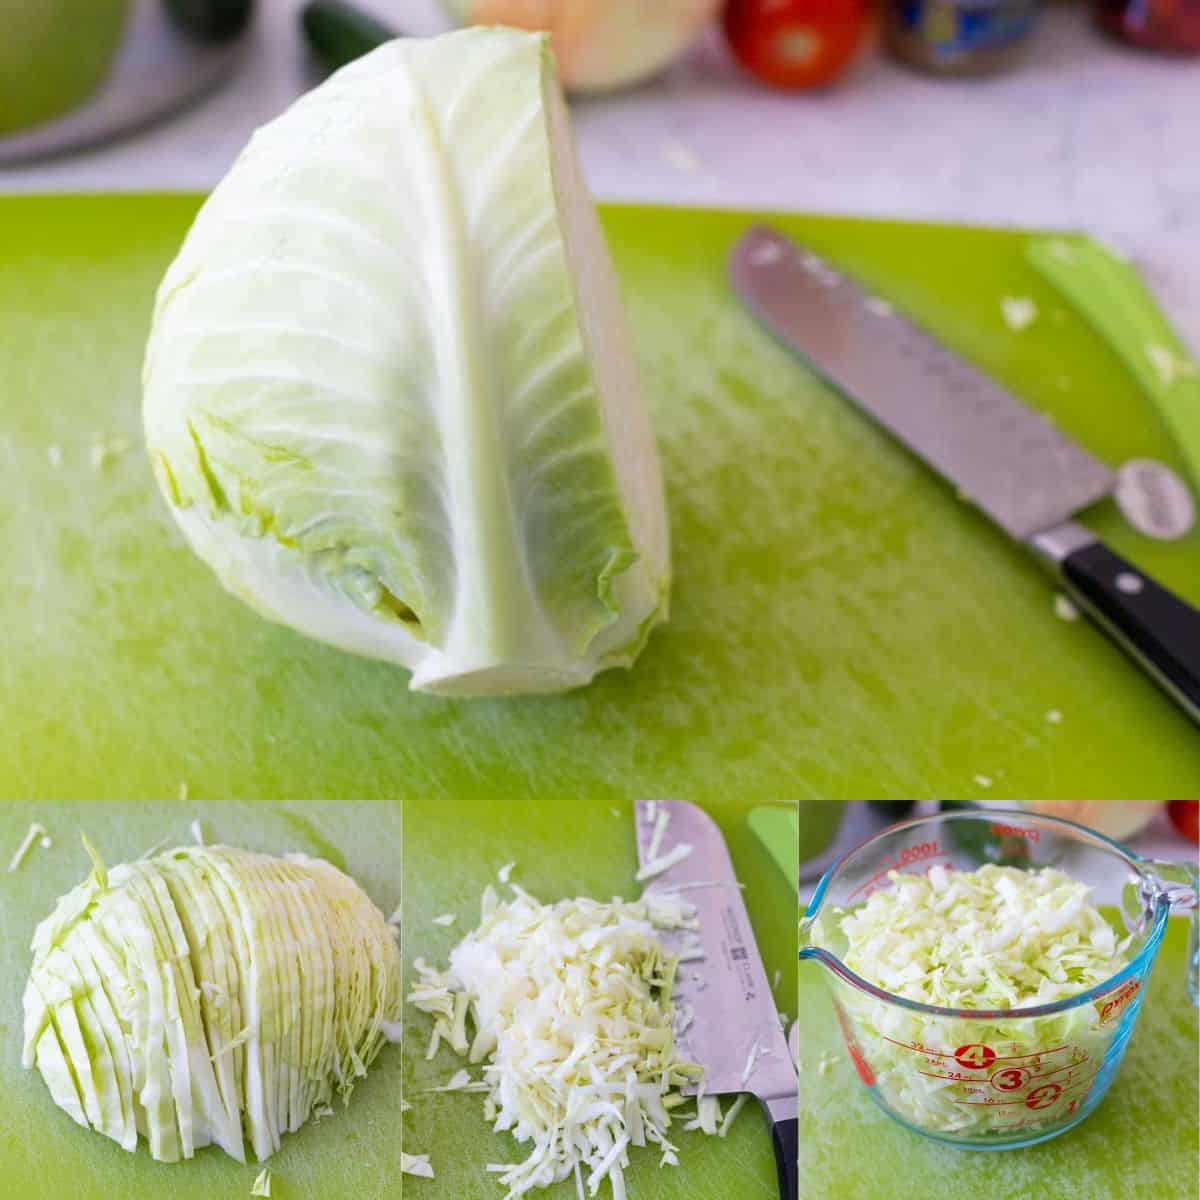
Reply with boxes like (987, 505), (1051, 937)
(400, 793), (799, 1200)
(0, 801), (401, 1199)
(1, 195), (1198, 800)
(797, 917), (1199, 1200)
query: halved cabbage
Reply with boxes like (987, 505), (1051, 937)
(22, 844), (401, 1163)
(143, 29), (670, 697)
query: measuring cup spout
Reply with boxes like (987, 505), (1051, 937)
(798, 913), (816, 958)
(798, 910), (841, 972)
(1143, 857), (1199, 1007)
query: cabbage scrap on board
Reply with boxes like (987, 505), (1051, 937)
(819, 865), (1134, 1136)
(408, 886), (716, 1198)
(22, 843), (401, 1163)
(143, 29), (670, 697)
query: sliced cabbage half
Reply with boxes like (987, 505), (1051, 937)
(143, 29), (670, 697)
(22, 844), (401, 1163)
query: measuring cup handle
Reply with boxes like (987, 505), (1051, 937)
(1189, 905), (1198, 1009)
(769, 1113), (798, 1200)
(1147, 857), (1200, 1007)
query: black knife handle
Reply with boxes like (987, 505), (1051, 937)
(770, 1115), (798, 1200)
(1061, 540), (1200, 724)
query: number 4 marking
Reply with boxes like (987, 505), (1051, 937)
(954, 1044), (997, 1070)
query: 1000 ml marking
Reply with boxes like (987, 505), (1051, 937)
(847, 841), (949, 900)
(886, 1038), (1097, 1116)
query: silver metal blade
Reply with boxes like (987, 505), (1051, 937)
(730, 225), (1115, 541)
(635, 801), (796, 1117)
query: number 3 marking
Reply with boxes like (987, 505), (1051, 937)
(991, 1067), (1031, 1092)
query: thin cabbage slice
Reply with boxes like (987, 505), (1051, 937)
(143, 29), (669, 697)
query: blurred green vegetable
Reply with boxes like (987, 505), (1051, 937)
(165, 0), (253, 41)
(301, 0), (396, 72)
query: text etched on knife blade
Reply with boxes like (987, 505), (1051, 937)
(721, 902), (757, 1003)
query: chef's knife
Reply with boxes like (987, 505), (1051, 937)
(635, 800), (797, 1200)
(731, 225), (1200, 726)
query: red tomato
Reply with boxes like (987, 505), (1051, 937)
(1167, 800), (1199, 843)
(723, 0), (872, 90)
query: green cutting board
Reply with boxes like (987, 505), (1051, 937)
(400, 793), (798, 1199)
(0, 800), (401, 1198)
(797, 917), (1199, 1199)
(1, 196), (1197, 800)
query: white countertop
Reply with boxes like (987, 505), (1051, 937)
(3, 0), (1197, 347)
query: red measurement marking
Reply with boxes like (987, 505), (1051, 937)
(882, 1036), (954, 1057)
(990, 822), (1040, 842)
(991, 1067), (1032, 1092)
(881, 1037), (1070, 1064)
(1058, 1069), (1101, 1095)
(954, 1044), (997, 1071)
(846, 855), (953, 901)
(1100, 979), (1141, 1024)
(952, 1067), (1099, 1109)
(897, 840), (944, 866)
(1030, 1054), (1088, 1081)
(834, 1002), (875, 1087)
(999, 1116), (1066, 1130)
(1025, 1083), (1062, 1110)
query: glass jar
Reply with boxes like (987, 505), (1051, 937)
(884, 0), (1042, 74)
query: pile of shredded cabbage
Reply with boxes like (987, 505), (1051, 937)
(824, 865), (1134, 1137)
(841, 864), (1130, 1008)
(408, 885), (710, 1198)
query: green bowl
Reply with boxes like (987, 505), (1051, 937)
(0, 0), (132, 136)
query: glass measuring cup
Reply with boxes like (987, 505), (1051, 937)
(799, 810), (1198, 1149)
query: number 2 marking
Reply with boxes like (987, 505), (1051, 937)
(1025, 1083), (1062, 1110)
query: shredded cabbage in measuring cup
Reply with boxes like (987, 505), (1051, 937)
(828, 865), (1134, 1136)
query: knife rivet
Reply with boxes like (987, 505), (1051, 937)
(1115, 572), (1144, 595)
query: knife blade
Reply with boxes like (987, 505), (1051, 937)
(731, 224), (1200, 726)
(635, 800), (797, 1200)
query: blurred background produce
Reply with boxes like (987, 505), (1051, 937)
(800, 800), (1198, 891)
(0, 0), (133, 135)
(882, 0), (1042, 75)
(0, 0), (252, 158)
(441, 0), (723, 91)
(3, 0), (1196, 155)
(1094, 0), (1200, 50)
